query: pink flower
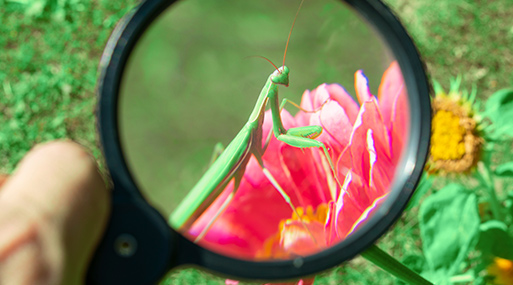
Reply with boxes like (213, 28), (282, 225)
(183, 62), (408, 261)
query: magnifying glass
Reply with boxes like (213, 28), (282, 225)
(87, 0), (430, 284)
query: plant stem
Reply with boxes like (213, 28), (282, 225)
(361, 245), (433, 285)
(476, 150), (503, 222)
(449, 273), (474, 283)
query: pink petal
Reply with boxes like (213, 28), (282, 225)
(333, 191), (367, 238)
(377, 61), (409, 162)
(188, 174), (290, 259)
(263, 278), (315, 285)
(311, 83), (331, 109)
(344, 193), (388, 236)
(355, 70), (373, 105)
(306, 102), (347, 156)
(280, 146), (330, 206)
(279, 220), (326, 256)
(326, 83), (360, 124)
(389, 87), (410, 164)
(325, 201), (337, 245)
(378, 61), (402, 128)
(319, 101), (353, 152)
(297, 89), (314, 126)
(348, 98), (391, 184)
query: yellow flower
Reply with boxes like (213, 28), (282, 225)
(426, 77), (483, 174)
(487, 257), (513, 285)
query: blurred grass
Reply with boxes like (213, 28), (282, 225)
(1, 0), (512, 284)
(0, 0), (138, 171)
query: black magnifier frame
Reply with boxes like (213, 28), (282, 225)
(87, 0), (431, 284)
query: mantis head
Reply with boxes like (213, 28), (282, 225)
(272, 66), (290, 87)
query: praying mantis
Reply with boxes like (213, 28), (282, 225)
(169, 0), (342, 242)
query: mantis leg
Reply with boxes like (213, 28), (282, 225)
(276, 128), (344, 191)
(256, 157), (319, 246)
(263, 98), (329, 151)
(195, 174), (242, 243)
(279, 98), (330, 114)
(263, 97), (343, 193)
(207, 142), (225, 167)
(195, 153), (320, 246)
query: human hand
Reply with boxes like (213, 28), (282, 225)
(0, 141), (109, 284)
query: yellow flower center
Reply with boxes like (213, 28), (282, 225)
(257, 203), (328, 259)
(290, 204), (328, 223)
(430, 110), (466, 161)
(426, 93), (482, 174)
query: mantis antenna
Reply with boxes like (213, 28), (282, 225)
(283, 0), (306, 68)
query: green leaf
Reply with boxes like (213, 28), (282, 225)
(432, 79), (445, 96)
(483, 88), (513, 139)
(420, 268), (451, 285)
(419, 183), (480, 276)
(477, 220), (513, 260)
(402, 254), (426, 275)
(495, 161), (513, 177)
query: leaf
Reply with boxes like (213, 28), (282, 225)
(483, 88), (513, 139)
(495, 162), (513, 177)
(419, 183), (480, 276)
(401, 254), (426, 275)
(476, 220), (513, 260)
(432, 80), (445, 96)
(24, 0), (46, 19)
(420, 268), (451, 285)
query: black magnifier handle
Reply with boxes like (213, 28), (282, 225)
(86, 183), (175, 285)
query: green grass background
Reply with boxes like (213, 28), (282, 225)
(1, 0), (512, 284)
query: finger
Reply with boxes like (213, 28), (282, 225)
(0, 174), (8, 189)
(0, 141), (110, 284)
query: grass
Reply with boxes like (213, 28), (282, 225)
(1, 0), (512, 284)
(0, 0), (138, 171)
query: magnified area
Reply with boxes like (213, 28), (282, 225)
(120, 0), (409, 260)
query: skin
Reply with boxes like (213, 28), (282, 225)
(0, 141), (109, 285)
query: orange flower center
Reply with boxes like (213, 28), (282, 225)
(488, 257), (513, 285)
(257, 203), (329, 259)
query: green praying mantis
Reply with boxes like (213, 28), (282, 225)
(169, 0), (343, 243)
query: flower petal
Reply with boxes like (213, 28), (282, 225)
(279, 219), (327, 256)
(280, 146), (331, 207)
(326, 83), (360, 124)
(307, 100), (352, 155)
(355, 70), (373, 105)
(319, 101), (353, 151)
(297, 89), (314, 126)
(377, 61), (409, 162)
(348, 98), (391, 184)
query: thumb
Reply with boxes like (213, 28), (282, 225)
(0, 141), (110, 284)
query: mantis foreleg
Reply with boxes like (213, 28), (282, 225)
(268, 94), (344, 191)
